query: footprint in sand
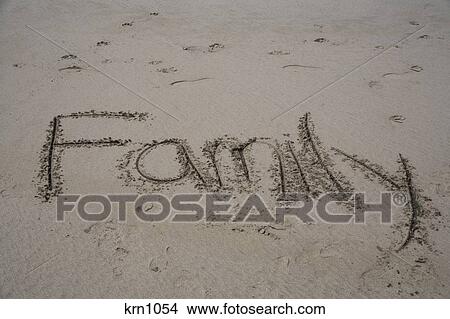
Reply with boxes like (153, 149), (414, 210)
(389, 115), (406, 123)
(312, 37), (342, 46)
(208, 43), (224, 52)
(148, 60), (163, 65)
(58, 65), (83, 72)
(268, 50), (290, 55)
(183, 43), (224, 53)
(0, 173), (16, 199)
(368, 80), (382, 89)
(60, 54), (77, 60)
(149, 255), (169, 273)
(273, 256), (291, 273)
(149, 246), (173, 273)
(157, 66), (177, 74)
(313, 24), (324, 32)
(96, 40), (110, 47)
(83, 220), (131, 277)
(383, 65), (423, 78)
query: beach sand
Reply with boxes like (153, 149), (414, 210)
(0, 0), (449, 297)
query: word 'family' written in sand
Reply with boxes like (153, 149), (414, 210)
(35, 110), (442, 251)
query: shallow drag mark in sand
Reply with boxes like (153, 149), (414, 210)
(282, 64), (321, 70)
(169, 77), (212, 86)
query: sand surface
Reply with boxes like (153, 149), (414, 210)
(1, 0), (449, 298)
